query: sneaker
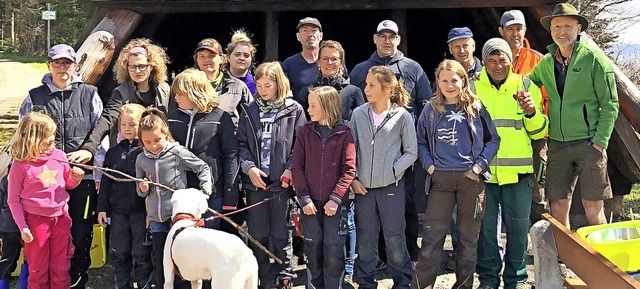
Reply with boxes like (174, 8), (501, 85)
(343, 275), (355, 289)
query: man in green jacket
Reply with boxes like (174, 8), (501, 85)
(527, 3), (618, 230)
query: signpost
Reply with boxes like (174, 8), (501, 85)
(41, 4), (56, 51)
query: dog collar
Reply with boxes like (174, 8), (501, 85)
(172, 213), (205, 227)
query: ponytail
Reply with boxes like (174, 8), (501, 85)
(368, 66), (411, 108)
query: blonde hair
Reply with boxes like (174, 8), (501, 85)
(432, 59), (480, 118)
(172, 68), (219, 113)
(309, 86), (342, 126)
(119, 103), (146, 127)
(138, 107), (175, 142)
(367, 66), (410, 108)
(254, 61), (291, 107)
(114, 38), (170, 84)
(226, 29), (257, 58)
(11, 112), (57, 162)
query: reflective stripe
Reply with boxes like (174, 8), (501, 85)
(528, 117), (548, 136)
(493, 119), (524, 130)
(490, 157), (533, 166)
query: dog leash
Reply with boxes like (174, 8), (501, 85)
(52, 158), (284, 265)
(204, 189), (289, 221)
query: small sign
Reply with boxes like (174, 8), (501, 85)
(42, 11), (56, 21)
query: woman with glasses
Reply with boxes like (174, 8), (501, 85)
(79, 38), (172, 156)
(300, 40), (364, 121)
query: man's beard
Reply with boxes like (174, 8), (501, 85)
(304, 40), (318, 49)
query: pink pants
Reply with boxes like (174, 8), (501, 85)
(23, 212), (73, 289)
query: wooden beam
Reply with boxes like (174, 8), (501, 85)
(75, 9), (143, 84)
(264, 11), (278, 61)
(392, 9), (407, 55)
(542, 213), (640, 289)
(92, 0), (560, 13)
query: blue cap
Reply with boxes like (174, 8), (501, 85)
(48, 44), (76, 62)
(447, 27), (474, 43)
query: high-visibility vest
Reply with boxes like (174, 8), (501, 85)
(473, 69), (548, 185)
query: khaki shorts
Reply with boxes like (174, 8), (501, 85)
(545, 139), (613, 201)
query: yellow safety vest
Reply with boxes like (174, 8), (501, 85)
(474, 68), (548, 185)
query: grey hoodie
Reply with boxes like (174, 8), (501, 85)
(348, 103), (417, 188)
(135, 142), (212, 222)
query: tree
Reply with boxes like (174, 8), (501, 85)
(0, 0), (94, 55)
(570, 0), (640, 51)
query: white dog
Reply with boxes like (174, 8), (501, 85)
(163, 188), (258, 289)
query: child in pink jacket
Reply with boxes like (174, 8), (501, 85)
(8, 112), (84, 289)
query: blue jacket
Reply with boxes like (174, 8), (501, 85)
(417, 101), (500, 190)
(349, 51), (432, 117)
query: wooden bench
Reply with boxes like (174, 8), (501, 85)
(530, 213), (640, 289)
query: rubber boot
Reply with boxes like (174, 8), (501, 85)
(0, 279), (9, 289)
(17, 263), (29, 289)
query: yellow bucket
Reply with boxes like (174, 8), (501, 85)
(576, 220), (640, 272)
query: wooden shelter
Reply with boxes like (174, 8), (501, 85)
(76, 0), (640, 194)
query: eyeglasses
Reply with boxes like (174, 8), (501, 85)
(50, 61), (73, 68)
(377, 34), (399, 42)
(320, 57), (341, 64)
(550, 24), (579, 31)
(127, 64), (149, 72)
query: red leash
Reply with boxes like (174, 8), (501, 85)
(205, 189), (290, 221)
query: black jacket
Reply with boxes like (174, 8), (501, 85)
(96, 139), (146, 214)
(83, 80), (171, 154)
(238, 98), (307, 191)
(167, 107), (239, 207)
(0, 166), (18, 233)
(299, 73), (365, 122)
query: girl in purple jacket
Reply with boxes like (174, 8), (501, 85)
(292, 86), (356, 289)
(8, 112), (84, 288)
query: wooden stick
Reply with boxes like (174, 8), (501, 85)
(52, 158), (283, 264)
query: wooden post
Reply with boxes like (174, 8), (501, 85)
(265, 11), (278, 61)
(541, 213), (640, 289)
(75, 9), (143, 85)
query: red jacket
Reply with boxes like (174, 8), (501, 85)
(291, 121), (356, 206)
(514, 38), (549, 116)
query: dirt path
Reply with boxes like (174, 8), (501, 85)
(0, 59), (45, 128)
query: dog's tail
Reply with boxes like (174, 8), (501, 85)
(244, 257), (259, 289)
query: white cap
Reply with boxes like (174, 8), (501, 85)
(376, 20), (399, 34)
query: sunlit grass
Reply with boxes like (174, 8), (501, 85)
(0, 53), (48, 73)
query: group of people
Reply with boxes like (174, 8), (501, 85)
(0, 2), (620, 289)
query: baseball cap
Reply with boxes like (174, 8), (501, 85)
(377, 20), (399, 34)
(297, 17), (322, 32)
(501, 10), (526, 27)
(48, 44), (76, 62)
(195, 38), (222, 54)
(447, 27), (474, 43)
